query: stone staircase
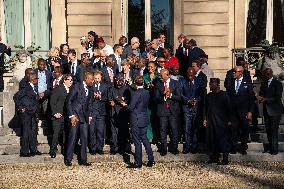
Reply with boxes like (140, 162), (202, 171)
(0, 121), (284, 162)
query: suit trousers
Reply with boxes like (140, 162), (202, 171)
(89, 115), (106, 152)
(132, 125), (154, 166)
(230, 114), (250, 151)
(183, 111), (197, 151)
(20, 112), (38, 154)
(264, 115), (281, 153)
(0, 67), (4, 92)
(159, 115), (179, 151)
(65, 122), (88, 162)
(50, 118), (65, 152)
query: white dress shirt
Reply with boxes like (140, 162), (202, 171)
(235, 76), (243, 92)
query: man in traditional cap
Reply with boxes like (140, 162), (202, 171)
(204, 78), (231, 165)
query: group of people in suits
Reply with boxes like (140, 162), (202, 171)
(14, 32), (283, 168)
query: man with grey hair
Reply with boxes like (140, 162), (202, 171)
(131, 37), (141, 57)
(226, 65), (254, 155)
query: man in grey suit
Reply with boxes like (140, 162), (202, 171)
(258, 68), (283, 155)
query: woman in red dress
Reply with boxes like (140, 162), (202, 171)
(163, 46), (179, 70)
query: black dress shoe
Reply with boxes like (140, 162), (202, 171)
(206, 159), (220, 164)
(146, 161), (155, 167)
(270, 151), (278, 155)
(240, 150), (247, 155)
(127, 164), (142, 169)
(30, 151), (42, 156)
(20, 153), (30, 157)
(64, 160), (72, 166)
(170, 150), (179, 155)
(78, 161), (92, 166)
(217, 160), (229, 165)
(160, 151), (167, 156)
(50, 152), (56, 158)
(97, 150), (104, 155)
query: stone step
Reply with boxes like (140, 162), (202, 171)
(255, 125), (284, 133)
(250, 133), (284, 142)
(0, 151), (284, 164)
(2, 142), (284, 155)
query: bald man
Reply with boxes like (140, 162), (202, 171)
(154, 69), (182, 156)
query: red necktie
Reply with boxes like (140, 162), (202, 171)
(164, 82), (170, 109)
(54, 79), (58, 89)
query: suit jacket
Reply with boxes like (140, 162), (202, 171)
(127, 88), (150, 128)
(260, 78), (283, 116)
(50, 84), (68, 120)
(180, 78), (204, 113)
(224, 69), (252, 90)
(19, 77), (29, 90)
(109, 54), (121, 71)
(67, 59), (81, 75)
(67, 82), (92, 123)
(154, 79), (182, 116)
(175, 47), (189, 77)
(46, 57), (62, 72)
(0, 43), (11, 66)
(16, 84), (39, 114)
(187, 47), (205, 67)
(121, 44), (132, 60)
(89, 82), (109, 117)
(108, 85), (132, 115)
(35, 68), (52, 96)
(75, 64), (94, 83)
(226, 78), (254, 116)
(101, 66), (119, 86)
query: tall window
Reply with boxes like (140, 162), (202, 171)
(246, 0), (284, 47)
(127, 0), (172, 49)
(3, 0), (50, 50)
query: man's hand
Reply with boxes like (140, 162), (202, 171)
(94, 91), (102, 99)
(121, 101), (127, 107)
(39, 93), (45, 99)
(109, 100), (115, 107)
(89, 117), (92, 124)
(148, 83), (154, 89)
(246, 112), (252, 121)
(257, 96), (266, 103)
(203, 120), (208, 127)
(54, 113), (62, 119)
(20, 108), (26, 113)
(70, 116), (78, 126)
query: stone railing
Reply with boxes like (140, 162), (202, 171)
(232, 47), (284, 69)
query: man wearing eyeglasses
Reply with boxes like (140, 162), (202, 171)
(226, 66), (254, 155)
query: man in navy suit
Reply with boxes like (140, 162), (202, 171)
(187, 39), (205, 67)
(175, 38), (190, 78)
(226, 66), (254, 154)
(101, 56), (119, 87)
(258, 68), (283, 155)
(180, 67), (204, 154)
(121, 75), (155, 168)
(19, 68), (35, 90)
(88, 71), (109, 155)
(67, 49), (81, 81)
(16, 74), (42, 157)
(154, 69), (182, 155)
(65, 72), (95, 166)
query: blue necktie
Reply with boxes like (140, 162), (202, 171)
(236, 80), (240, 93)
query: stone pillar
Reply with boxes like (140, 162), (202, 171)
(112, 0), (123, 45)
(173, 0), (183, 50)
(266, 0), (273, 44)
(51, 0), (67, 47)
(0, 0), (6, 43)
(145, 0), (151, 40)
(24, 0), (31, 47)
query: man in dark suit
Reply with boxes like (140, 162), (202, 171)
(226, 66), (254, 154)
(187, 39), (205, 67)
(67, 49), (81, 81)
(151, 39), (164, 58)
(93, 50), (107, 71)
(88, 71), (109, 155)
(49, 74), (73, 158)
(109, 44), (123, 72)
(0, 37), (11, 92)
(180, 67), (204, 154)
(16, 74), (42, 157)
(19, 68), (35, 90)
(101, 56), (119, 87)
(192, 59), (207, 144)
(258, 68), (283, 155)
(175, 38), (190, 78)
(224, 57), (252, 90)
(121, 75), (155, 168)
(76, 53), (94, 83)
(154, 69), (182, 155)
(65, 72), (95, 166)
(52, 66), (64, 90)
(119, 36), (132, 60)
(121, 59), (136, 86)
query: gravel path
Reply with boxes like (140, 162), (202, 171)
(0, 161), (283, 189)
